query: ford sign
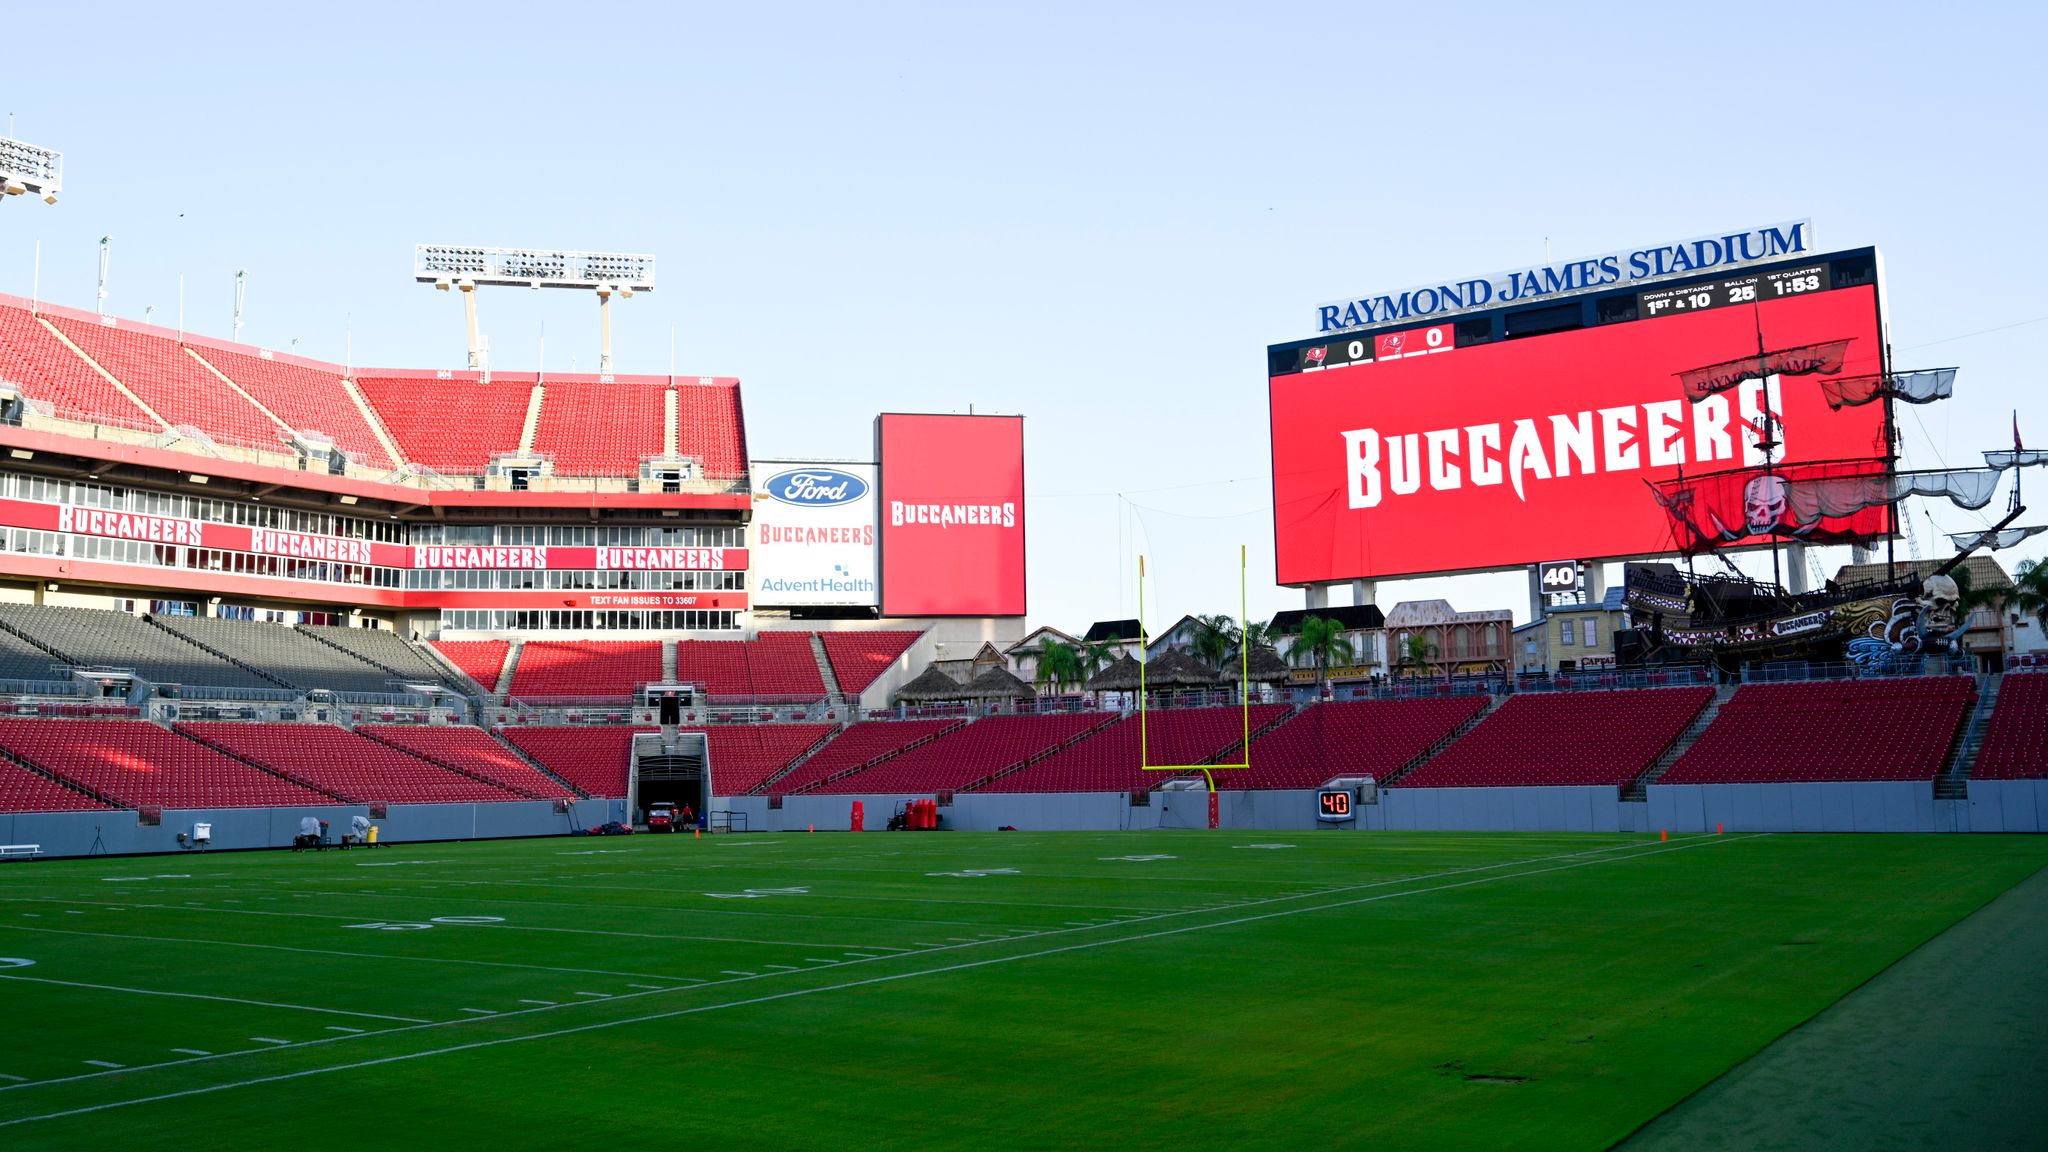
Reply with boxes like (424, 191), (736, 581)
(764, 469), (869, 507)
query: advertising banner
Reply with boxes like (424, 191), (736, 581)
(748, 462), (879, 606)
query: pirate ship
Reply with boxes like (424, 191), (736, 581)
(1619, 313), (2042, 675)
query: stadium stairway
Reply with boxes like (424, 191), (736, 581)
(1624, 684), (1735, 800)
(777, 719), (969, 795)
(340, 376), (408, 466)
(752, 722), (849, 792)
(498, 641), (524, 696)
(963, 712), (1127, 792)
(420, 641), (492, 696)
(143, 617), (297, 691)
(0, 748), (122, 811)
(519, 383), (545, 453)
(661, 641), (678, 684)
(1207, 702), (1303, 766)
(1937, 672), (1999, 799)
(1381, 693), (1503, 786)
(33, 313), (173, 432)
(810, 635), (846, 708)
(154, 723), (351, 802)
(354, 726), (579, 799)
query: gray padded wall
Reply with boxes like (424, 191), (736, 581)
(0, 799), (618, 858)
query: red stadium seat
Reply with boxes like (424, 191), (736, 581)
(1398, 688), (1712, 789)
(1974, 672), (2048, 780)
(1661, 677), (1974, 785)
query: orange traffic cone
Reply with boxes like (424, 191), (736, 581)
(1660, 828), (1668, 842)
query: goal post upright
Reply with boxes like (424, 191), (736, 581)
(1137, 546), (1253, 823)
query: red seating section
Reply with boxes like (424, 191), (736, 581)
(698, 725), (834, 795)
(0, 757), (112, 812)
(675, 636), (824, 700)
(0, 300), (750, 481)
(361, 726), (577, 799)
(531, 378), (666, 473)
(181, 723), (517, 804)
(353, 371), (533, 474)
(811, 714), (1104, 794)
(191, 346), (395, 468)
(820, 631), (923, 697)
(744, 633), (826, 698)
(504, 727), (645, 797)
(1975, 673), (2048, 780)
(674, 378), (748, 481)
(510, 642), (662, 699)
(772, 720), (963, 795)
(0, 303), (154, 425)
(0, 719), (331, 809)
(984, 705), (1289, 793)
(432, 640), (510, 693)
(47, 316), (285, 452)
(1216, 697), (1488, 790)
(1400, 688), (1712, 789)
(1661, 678), (1974, 785)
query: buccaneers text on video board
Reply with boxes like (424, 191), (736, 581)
(1269, 285), (1887, 583)
(878, 414), (1025, 616)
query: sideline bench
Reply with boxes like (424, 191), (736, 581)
(0, 844), (42, 861)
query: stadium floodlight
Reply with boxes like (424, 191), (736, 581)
(0, 135), (62, 205)
(415, 244), (655, 374)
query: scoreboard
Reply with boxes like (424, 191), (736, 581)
(1637, 262), (1832, 319)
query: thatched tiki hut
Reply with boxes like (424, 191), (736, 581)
(1086, 653), (1145, 694)
(1243, 647), (1291, 685)
(1143, 648), (1219, 688)
(893, 666), (970, 705)
(962, 666), (1036, 707)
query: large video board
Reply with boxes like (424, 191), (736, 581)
(877, 414), (1025, 617)
(1269, 261), (1887, 584)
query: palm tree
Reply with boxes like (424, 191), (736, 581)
(1288, 615), (1354, 697)
(1190, 613), (1239, 673)
(1401, 632), (1439, 681)
(2010, 558), (2048, 633)
(1239, 621), (1278, 658)
(1077, 638), (1119, 683)
(1034, 639), (1082, 698)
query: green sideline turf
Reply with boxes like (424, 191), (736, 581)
(0, 831), (2041, 1151)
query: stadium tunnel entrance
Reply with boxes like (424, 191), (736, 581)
(633, 731), (706, 827)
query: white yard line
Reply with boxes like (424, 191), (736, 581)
(0, 923), (686, 983)
(22, 897), (890, 952)
(0, 835), (1757, 1128)
(0, 838), (1738, 1110)
(0, 973), (428, 1023)
(80, 1062), (123, 1070)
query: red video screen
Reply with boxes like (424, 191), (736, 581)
(878, 413), (1026, 616)
(1269, 285), (1888, 583)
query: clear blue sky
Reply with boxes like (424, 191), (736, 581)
(4, 1), (2044, 631)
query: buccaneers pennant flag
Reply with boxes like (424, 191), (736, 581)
(1678, 339), (1852, 402)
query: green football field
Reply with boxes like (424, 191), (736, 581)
(0, 830), (2042, 1151)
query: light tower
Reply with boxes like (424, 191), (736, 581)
(414, 245), (655, 374)
(0, 134), (62, 205)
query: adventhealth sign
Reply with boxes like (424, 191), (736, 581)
(749, 462), (879, 607)
(1316, 220), (1814, 333)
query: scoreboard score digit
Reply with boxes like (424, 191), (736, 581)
(1316, 788), (1354, 822)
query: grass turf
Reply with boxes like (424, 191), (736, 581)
(0, 830), (2041, 1150)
